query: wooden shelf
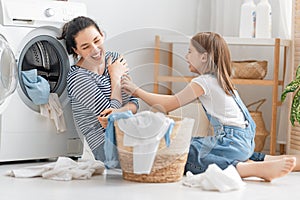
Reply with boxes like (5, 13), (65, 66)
(153, 35), (291, 155)
(159, 35), (291, 47)
(157, 75), (284, 86)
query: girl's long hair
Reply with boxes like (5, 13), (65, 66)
(191, 32), (235, 95)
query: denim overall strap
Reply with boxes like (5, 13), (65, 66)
(201, 105), (223, 135)
(231, 91), (256, 134)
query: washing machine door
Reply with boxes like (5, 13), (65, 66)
(0, 36), (18, 104)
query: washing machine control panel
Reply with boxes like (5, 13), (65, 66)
(45, 8), (55, 18)
(0, 1), (87, 26)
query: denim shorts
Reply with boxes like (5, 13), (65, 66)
(184, 125), (255, 174)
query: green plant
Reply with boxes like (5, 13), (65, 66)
(281, 65), (300, 126)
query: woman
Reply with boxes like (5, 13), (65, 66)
(58, 16), (139, 163)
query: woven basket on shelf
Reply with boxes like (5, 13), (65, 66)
(246, 99), (269, 152)
(114, 115), (193, 183)
(231, 60), (268, 79)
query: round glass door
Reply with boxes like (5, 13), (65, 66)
(0, 36), (17, 104)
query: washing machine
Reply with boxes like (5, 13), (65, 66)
(0, 0), (87, 161)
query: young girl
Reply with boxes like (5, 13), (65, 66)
(58, 16), (139, 162)
(121, 32), (296, 181)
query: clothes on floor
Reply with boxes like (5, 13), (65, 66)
(183, 164), (245, 192)
(6, 157), (105, 181)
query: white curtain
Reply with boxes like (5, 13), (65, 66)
(196, 0), (293, 145)
(196, 0), (292, 39)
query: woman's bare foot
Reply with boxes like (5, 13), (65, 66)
(265, 154), (300, 171)
(236, 157), (296, 182)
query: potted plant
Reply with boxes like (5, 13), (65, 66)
(281, 65), (300, 126)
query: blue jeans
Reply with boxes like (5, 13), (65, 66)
(184, 92), (256, 174)
(92, 142), (121, 169)
(92, 142), (106, 162)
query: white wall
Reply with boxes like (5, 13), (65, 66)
(68, 0), (291, 147)
(70, 0), (198, 110)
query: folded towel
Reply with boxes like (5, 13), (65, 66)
(40, 93), (66, 133)
(21, 69), (50, 105)
(6, 157), (105, 181)
(183, 164), (246, 192)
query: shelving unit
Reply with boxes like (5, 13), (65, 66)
(153, 35), (291, 155)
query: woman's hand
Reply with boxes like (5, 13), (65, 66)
(107, 56), (128, 80)
(121, 74), (139, 96)
(97, 108), (124, 128)
(97, 108), (113, 128)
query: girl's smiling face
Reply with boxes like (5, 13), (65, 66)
(73, 25), (105, 66)
(185, 42), (207, 74)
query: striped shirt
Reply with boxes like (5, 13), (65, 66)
(67, 51), (139, 151)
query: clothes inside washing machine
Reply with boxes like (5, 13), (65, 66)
(23, 41), (61, 92)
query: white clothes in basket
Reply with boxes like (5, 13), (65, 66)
(117, 111), (174, 174)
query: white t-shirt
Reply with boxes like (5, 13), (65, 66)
(191, 74), (246, 128)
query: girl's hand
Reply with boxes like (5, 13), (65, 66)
(121, 74), (138, 96)
(107, 56), (128, 80)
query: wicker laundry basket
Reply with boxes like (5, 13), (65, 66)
(246, 99), (270, 152)
(114, 115), (193, 183)
(231, 60), (268, 79)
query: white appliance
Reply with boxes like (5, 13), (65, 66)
(0, 0), (87, 161)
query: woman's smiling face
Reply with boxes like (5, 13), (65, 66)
(73, 25), (105, 66)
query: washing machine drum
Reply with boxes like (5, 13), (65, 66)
(0, 37), (17, 104)
(25, 41), (59, 69)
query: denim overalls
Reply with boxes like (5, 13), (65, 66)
(184, 91), (256, 174)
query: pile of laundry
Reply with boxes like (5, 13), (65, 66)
(183, 164), (246, 192)
(6, 157), (105, 181)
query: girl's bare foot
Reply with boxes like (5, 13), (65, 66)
(265, 154), (300, 171)
(236, 157), (296, 182)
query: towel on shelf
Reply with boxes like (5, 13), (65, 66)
(40, 93), (67, 133)
(183, 164), (246, 192)
(21, 69), (50, 105)
(6, 157), (105, 181)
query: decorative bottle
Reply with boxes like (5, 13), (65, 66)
(239, 0), (256, 38)
(255, 0), (272, 38)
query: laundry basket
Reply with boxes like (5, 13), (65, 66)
(114, 115), (194, 183)
(246, 99), (270, 152)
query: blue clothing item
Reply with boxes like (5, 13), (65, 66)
(249, 151), (266, 161)
(184, 91), (256, 174)
(92, 142), (106, 162)
(165, 121), (174, 147)
(104, 111), (134, 169)
(21, 69), (50, 105)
